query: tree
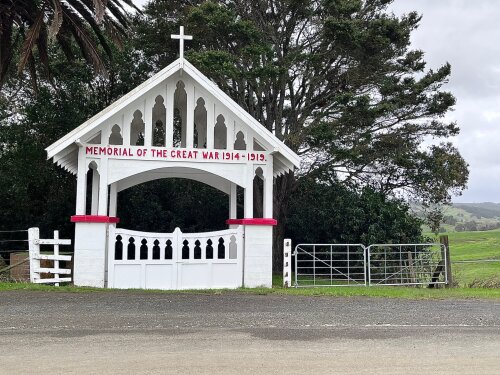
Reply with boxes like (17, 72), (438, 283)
(133, 0), (468, 270)
(0, 0), (140, 89)
(0, 43), (151, 238)
(286, 178), (424, 245)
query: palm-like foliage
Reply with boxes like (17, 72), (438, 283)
(0, 0), (141, 88)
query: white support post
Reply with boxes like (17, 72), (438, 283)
(75, 147), (87, 215)
(186, 83), (195, 148)
(91, 168), (100, 215)
(229, 182), (237, 219)
(244, 167), (254, 218)
(28, 227), (40, 283)
(98, 158), (108, 215)
(263, 162), (273, 218)
(283, 239), (292, 287)
(206, 101), (215, 149)
(109, 183), (118, 217)
(53, 231), (60, 286)
(122, 112), (130, 146)
(226, 117), (235, 151)
(144, 97), (153, 147)
(166, 83), (175, 148)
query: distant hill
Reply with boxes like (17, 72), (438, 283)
(412, 202), (500, 233)
(452, 203), (500, 219)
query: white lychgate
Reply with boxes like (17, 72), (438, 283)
(46, 27), (300, 290)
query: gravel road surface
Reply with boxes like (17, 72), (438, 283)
(1, 291), (499, 374)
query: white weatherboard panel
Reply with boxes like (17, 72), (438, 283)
(145, 264), (175, 289)
(114, 265), (142, 289)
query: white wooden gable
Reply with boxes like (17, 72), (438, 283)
(46, 58), (300, 177)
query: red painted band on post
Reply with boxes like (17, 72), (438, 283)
(71, 215), (120, 223)
(226, 218), (277, 226)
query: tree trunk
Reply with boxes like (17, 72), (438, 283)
(272, 171), (296, 273)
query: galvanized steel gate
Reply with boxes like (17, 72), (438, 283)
(293, 243), (447, 287)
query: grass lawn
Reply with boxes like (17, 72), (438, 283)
(1, 277), (499, 300)
(2, 231), (497, 295)
(434, 229), (500, 261)
(427, 230), (500, 286)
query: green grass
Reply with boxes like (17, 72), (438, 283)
(453, 262), (500, 285)
(441, 230), (500, 261)
(426, 229), (500, 286)
(1, 279), (499, 299)
(2, 231), (497, 296)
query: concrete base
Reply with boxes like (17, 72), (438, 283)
(243, 225), (273, 288)
(73, 222), (108, 287)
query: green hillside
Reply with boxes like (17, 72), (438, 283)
(428, 230), (500, 286)
(414, 202), (500, 233)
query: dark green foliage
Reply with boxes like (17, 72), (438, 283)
(0, 0), (140, 88)
(118, 179), (228, 233)
(286, 178), (423, 245)
(0, 45), (150, 240)
(133, 0), (468, 269)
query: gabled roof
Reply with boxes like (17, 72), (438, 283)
(46, 58), (300, 174)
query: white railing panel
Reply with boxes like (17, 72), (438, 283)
(108, 226), (243, 290)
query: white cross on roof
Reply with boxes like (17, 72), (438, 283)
(171, 26), (193, 61)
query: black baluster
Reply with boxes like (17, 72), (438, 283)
(182, 240), (190, 259)
(115, 235), (123, 260)
(140, 238), (148, 260)
(194, 240), (201, 259)
(165, 239), (173, 259)
(127, 237), (136, 260)
(218, 237), (225, 259)
(152, 239), (160, 260)
(206, 239), (213, 259)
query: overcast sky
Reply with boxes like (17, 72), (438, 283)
(134, 0), (499, 202)
(388, 0), (500, 203)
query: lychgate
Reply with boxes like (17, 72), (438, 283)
(45, 27), (300, 290)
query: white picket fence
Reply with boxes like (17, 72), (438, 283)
(28, 227), (72, 285)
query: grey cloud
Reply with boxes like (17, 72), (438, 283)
(391, 0), (500, 202)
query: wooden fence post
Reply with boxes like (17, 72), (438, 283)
(439, 235), (453, 288)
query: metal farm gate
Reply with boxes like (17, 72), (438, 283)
(367, 243), (447, 286)
(292, 242), (448, 287)
(294, 244), (367, 287)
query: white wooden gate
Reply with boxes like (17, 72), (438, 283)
(28, 227), (73, 285)
(107, 226), (244, 290)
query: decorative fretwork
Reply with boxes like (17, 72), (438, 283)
(206, 239), (214, 259)
(182, 239), (190, 259)
(127, 237), (136, 260)
(115, 235), (123, 260)
(140, 238), (148, 260)
(218, 237), (225, 259)
(165, 239), (173, 259)
(153, 239), (161, 260)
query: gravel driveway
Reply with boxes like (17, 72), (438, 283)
(1, 291), (499, 374)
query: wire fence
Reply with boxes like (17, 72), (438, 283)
(0, 229), (31, 282)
